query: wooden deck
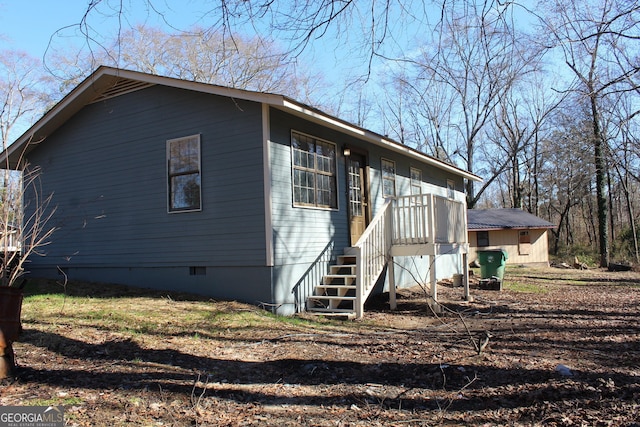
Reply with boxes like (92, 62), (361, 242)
(307, 194), (470, 318)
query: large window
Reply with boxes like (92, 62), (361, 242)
(167, 135), (201, 212)
(291, 132), (337, 209)
(382, 158), (396, 198)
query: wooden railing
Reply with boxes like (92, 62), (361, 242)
(433, 195), (467, 244)
(351, 194), (467, 318)
(392, 194), (431, 245)
(352, 198), (393, 319)
(392, 194), (466, 245)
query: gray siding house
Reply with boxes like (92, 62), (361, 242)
(6, 67), (481, 317)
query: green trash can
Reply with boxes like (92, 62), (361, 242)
(477, 249), (508, 282)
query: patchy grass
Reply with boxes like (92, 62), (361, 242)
(25, 396), (84, 407)
(502, 265), (640, 288)
(3, 269), (640, 426)
(21, 279), (350, 341)
(503, 280), (549, 293)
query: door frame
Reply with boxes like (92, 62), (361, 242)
(345, 149), (371, 246)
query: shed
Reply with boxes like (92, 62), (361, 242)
(467, 209), (556, 266)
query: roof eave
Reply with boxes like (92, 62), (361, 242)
(469, 225), (557, 231)
(3, 67), (288, 169)
(3, 66), (483, 182)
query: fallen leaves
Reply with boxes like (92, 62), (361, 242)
(0, 267), (639, 425)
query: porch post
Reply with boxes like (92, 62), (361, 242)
(429, 254), (438, 312)
(388, 256), (396, 310)
(427, 193), (436, 244)
(462, 252), (471, 301)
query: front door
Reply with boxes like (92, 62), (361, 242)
(348, 153), (369, 245)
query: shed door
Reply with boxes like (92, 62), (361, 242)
(518, 230), (531, 255)
(348, 153), (369, 245)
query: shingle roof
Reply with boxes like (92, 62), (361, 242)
(468, 208), (556, 231)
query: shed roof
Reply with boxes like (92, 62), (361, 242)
(2, 66), (482, 182)
(468, 208), (556, 231)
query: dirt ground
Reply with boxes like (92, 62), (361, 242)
(1, 266), (639, 426)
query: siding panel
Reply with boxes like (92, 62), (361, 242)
(27, 85), (267, 271)
(268, 107), (468, 312)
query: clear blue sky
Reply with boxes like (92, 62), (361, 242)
(0, 0), (366, 137)
(0, 0), (415, 87)
(0, 0), (213, 58)
(1, 1), (96, 57)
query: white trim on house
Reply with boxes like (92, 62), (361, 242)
(381, 158), (397, 198)
(262, 104), (274, 267)
(290, 130), (340, 210)
(166, 134), (202, 214)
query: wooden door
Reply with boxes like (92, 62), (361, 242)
(518, 230), (531, 255)
(348, 153), (368, 245)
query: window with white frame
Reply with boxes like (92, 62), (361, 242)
(447, 179), (456, 199)
(381, 158), (396, 198)
(291, 131), (337, 209)
(410, 167), (422, 195)
(167, 134), (201, 212)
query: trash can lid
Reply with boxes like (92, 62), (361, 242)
(478, 248), (508, 260)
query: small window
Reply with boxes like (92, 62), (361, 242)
(447, 179), (456, 199)
(291, 132), (338, 209)
(477, 231), (489, 247)
(519, 230), (531, 255)
(382, 158), (396, 198)
(410, 168), (422, 195)
(167, 135), (201, 212)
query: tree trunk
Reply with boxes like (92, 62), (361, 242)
(553, 200), (572, 255)
(607, 168), (616, 244)
(591, 95), (609, 267)
(466, 140), (476, 209)
(618, 163), (640, 263)
(532, 134), (540, 217)
(511, 156), (522, 209)
(626, 192), (639, 264)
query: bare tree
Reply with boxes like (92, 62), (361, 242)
(0, 161), (57, 288)
(541, 0), (640, 267)
(486, 72), (564, 211)
(0, 50), (58, 287)
(46, 24), (329, 108)
(0, 51), (47, 147)
(381, 0), (541, 208)
(604, 92), (640, 262)
(537, 107), (595, 255)
(69, 0), (421, 72)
